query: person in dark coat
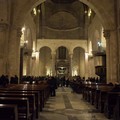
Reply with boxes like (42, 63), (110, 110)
(48, 77), (57, 96)
(10, 75), (18, 84)
(0, 75), (9, 87)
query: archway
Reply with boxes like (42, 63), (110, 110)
(14, 0), (115, 30)
(39, 46), (52, 76)
(73, 47), (85, 77)
(56, 46), (69, 77)
(12, 0), (117, 83)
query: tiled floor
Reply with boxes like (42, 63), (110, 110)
(39, 87), (112, 120)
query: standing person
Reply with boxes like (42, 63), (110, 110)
(10, 75), (18, 84)
(66, 77), (69, 87)
(48, 77), (57, 96)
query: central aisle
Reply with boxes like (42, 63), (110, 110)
(39, 87), (110, 120)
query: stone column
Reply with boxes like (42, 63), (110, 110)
(26, 55), (31, 76)
(85, 52), (88, 79)
(104, 30), (118, 83)
(22, 52), (31, 76)
(51, 52), (56, 76)
(69, 53), (73, 77)
(8, 27), (22, 79)
(103, 30), (111, 83)
(110, 30), (118, 83)
(0, 23), (8, 75)
(35, 51), (40, 76)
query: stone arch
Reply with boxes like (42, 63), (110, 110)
(88, 41), (92, 55)
(73, 47), (85, 55)
(56, 46), (69, 60)
(79, 0), (115, 30)
(39, 46), (52, 76)
(72, 45), (86, 54)
(39, 46), (52, 57)
(55, 45), (69, 52)
(73, 47), (85, 77)
(14, 0), (115, 30)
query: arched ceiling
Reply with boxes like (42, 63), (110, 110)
(13, 0), (116, 34)
(47, 11), (79, 30)
(32, 0), (89, 39)
(51, 0), (77, 4)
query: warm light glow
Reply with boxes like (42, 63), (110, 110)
(85, 52), (88, 60)
(38, 9), (40, 13)
(35, 51), (39, 58)
(72, 66), (78, 76)
(21, 27), (25, 32)
(32, 52), (36, 58)
(84, 10), (87, 14)
(97, 41), (102, 46)
(73, 70), (78, 76)
(89, 41), (93, 57)
(46, 69), (52, 76)
(88, 8), (92, 17)
(89, 81), (91, 84)
(46, 70), (50, 76)
(32, 51), (39, 59)
(25, 40), (28, 44)
(33, 8), (37, 15)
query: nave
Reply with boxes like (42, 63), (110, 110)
(39, 87), (110, 120)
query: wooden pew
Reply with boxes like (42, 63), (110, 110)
(3, 84), (49, 111)
(113, 95), (120, 120)
(0, 104), (18, 120)
(94, 85), (113, 109)
(0, 93), (36, 119)
(104, 92), (120, 118)
(0, 90), (40, 114)
(97, 86), (114, 113)
(0, 97), (32, 120)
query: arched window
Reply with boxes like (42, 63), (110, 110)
(58, 47), (66, 59)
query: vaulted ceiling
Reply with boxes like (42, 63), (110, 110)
(32, 0), (94, 39)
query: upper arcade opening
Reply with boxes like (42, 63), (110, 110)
(31, 0), (95, 39)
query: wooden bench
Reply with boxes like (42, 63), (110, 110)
(0, 97), (32, 120)
(7, 84), (49, 111)
(113, 95), (120, 120)
(0, 104), (18, 120)
(0, 90), (40, 113)
(98, 86), (114, 113)
(94, 85), (113, 109)
(0, 93), (36, 119)
(104, 92), (120, 118)
(0, 83), (50, 113)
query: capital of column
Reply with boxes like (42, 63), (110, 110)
(69, 53), (73, 59)
(0, 23), (8, 32)
(10, 25), (22, 38)
(51, 51), (56, 57)
(103, 30), (111, 40)
(17, 27), (22, 38)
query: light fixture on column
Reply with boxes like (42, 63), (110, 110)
(32, 50), (36, 59)
(32, 50), (39, 59)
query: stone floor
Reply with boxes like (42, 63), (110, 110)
(39, 87), (112, 120)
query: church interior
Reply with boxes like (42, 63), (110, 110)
(0, 0), (120, 120)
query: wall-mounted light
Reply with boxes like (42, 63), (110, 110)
(21, 27), (25, 33)
(88, 53), (93, 58)
(32, 50), (39, 59)
(85, 52), (88, 60)
(97, 42), (102, 47)
(32, 51), (36, 59)
(38, 9), (40, 13)
(25, 40), (28, 44)
(33, 8), (37, 15)
(88, 8), (92, 17)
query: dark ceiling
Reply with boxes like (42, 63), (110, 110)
(32, 0), (94, 39)
(51, 0), (77, 4)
